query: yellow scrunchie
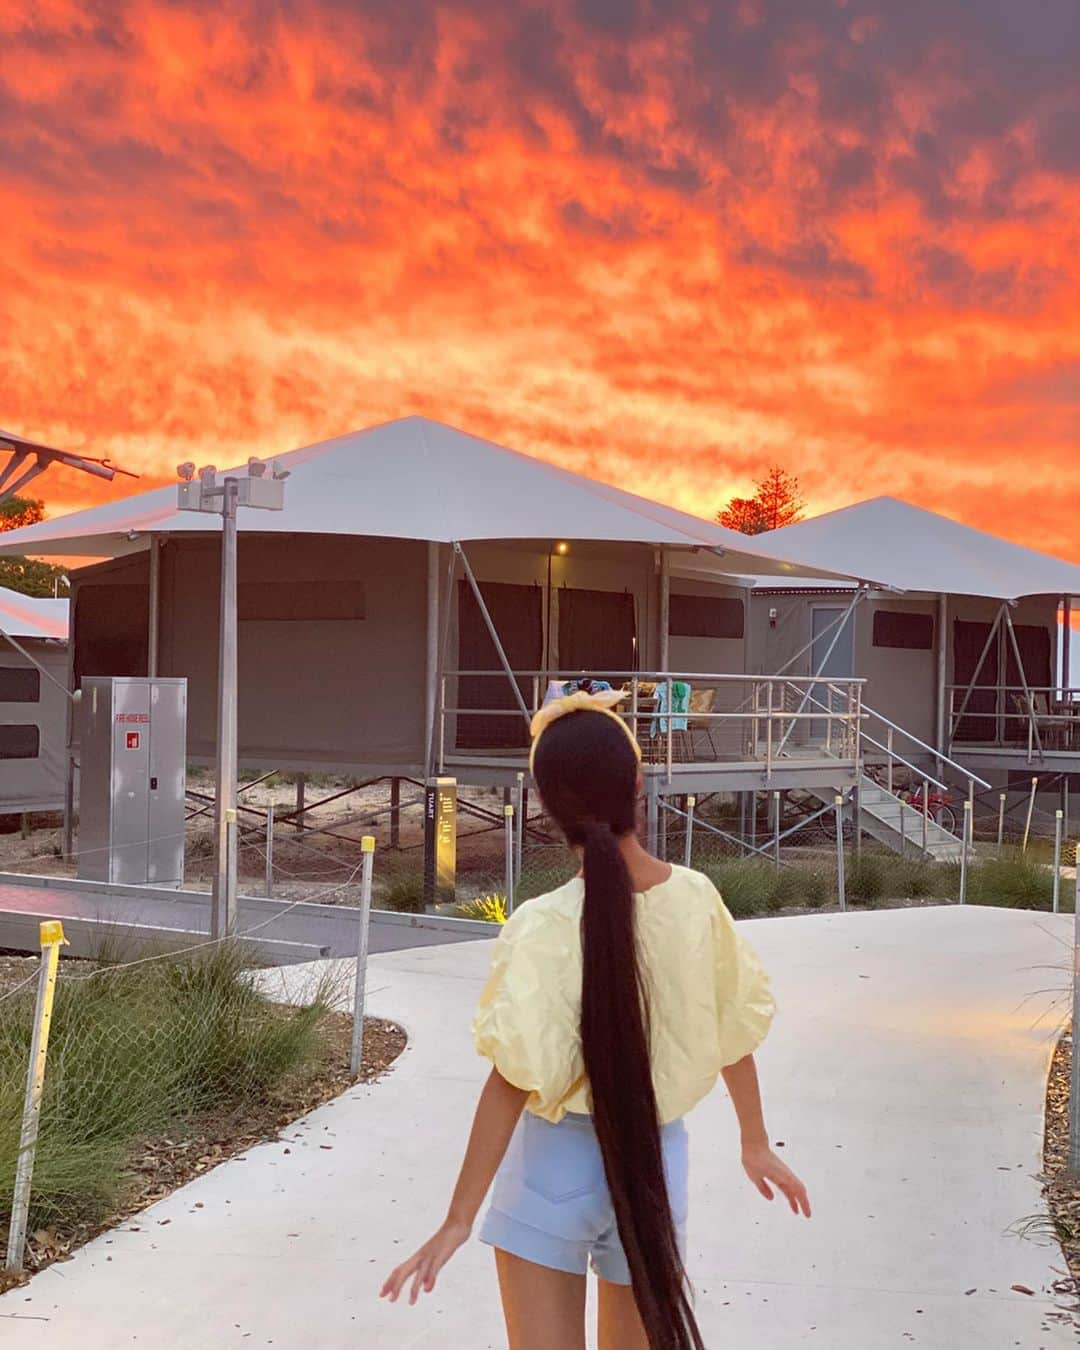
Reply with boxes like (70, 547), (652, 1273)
(529, 689), (642, 771)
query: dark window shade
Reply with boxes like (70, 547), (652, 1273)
(1005, 624), (1052, 688)
(0, 667), (40, 703)
(873, 610), (934, 650)
(0, 725), (39, 759)
(239, 580), (365, 621)
(558, 589), (637, 673)
(456, 581), (543, 750)
(73, 584), (149, 688)
(669, 594), (744, 640)
(952, 620), (999, 742)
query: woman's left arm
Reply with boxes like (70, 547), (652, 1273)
(381, 1067), (528, 1304)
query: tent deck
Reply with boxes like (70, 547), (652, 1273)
(446, 752), (859, 795)
(948, 744), (1080, 777)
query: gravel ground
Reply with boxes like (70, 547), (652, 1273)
(1042, 1030), (1080, 1325)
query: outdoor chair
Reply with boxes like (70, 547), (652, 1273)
(1010, 692), (1065, 751)
(677, 687), (719, 761)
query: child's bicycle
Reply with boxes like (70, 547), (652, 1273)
(900, 783), (957, 833)
(863, 764), (959, 833)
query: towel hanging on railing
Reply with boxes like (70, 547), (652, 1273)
(653, 680), (691, 735)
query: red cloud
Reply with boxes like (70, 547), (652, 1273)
(1, 2), (1077, 555)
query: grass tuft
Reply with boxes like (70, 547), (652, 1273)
(0, 945), (332, 1234)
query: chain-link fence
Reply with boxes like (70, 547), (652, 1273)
(0, 931), (363, 1279)
(3, 768), (1075, 930)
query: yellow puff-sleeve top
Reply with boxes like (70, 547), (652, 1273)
(472, 865), (774, 1124)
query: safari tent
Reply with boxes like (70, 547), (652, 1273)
(0, 586), (70, 815)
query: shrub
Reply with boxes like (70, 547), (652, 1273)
(455, 894), (508, 924)
(846, 855), (888, 905)
(966, 855), (1057, 911)
(378, 873), (427, 913)
(0, 945), (331, 1231)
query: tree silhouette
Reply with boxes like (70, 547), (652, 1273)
(0, 495), (45, 532)
(718, 468), (805, 535)
(0, 495), (68, 596)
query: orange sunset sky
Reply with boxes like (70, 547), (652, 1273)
(2, 1), (1078, 555)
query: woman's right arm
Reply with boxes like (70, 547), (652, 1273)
(381, 1067), (528, 1304)
(721, 1053), (812, 1218)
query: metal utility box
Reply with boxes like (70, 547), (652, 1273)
(78, 677), (187, 886)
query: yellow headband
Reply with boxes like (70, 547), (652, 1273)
(529, 689), (642, 772)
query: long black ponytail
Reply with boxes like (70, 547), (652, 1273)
(532, 710), (705, 1350)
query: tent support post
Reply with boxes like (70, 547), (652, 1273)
(62, 595), (78, 860)
(935, 592), (947, 773)
(431, 546), (459, 775)
(423, 541), (440, 776)
(1003, 605), (1044, 761)
(950, 604), (1004, 744)
(659, 547), (670, 673)
(454, 543), (531, 728)
(147, 537), (161, 677)
(1063, 596), (1072, 694)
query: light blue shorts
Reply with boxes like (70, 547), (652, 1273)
(479, 1110), (688, 1285)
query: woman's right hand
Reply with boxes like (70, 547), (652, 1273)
(741, 1144), (812, 1217)
(380, 1218), (472, 1305)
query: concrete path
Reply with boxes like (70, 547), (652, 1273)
(1, 906), (1075, 1348)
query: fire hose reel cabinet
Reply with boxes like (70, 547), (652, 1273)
(78, 677), (187, 887)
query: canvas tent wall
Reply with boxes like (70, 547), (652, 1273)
(67, 535), (754, 773)
(749, 584), (1059, 750)
(0, 586), (70, 815)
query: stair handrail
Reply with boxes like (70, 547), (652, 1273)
(793, 685), (990, 803)
(792, 685), (950, 796)
(860, 702), (992, 793)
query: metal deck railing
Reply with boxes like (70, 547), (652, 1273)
(439, 669), (866, 785)
(948, 684), (1080, 762)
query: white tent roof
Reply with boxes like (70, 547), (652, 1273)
(757, 497), (1080, 601)
(0, 416), (862, 582)
(0, 586), (69, 641)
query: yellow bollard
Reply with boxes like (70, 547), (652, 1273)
(5, 920), (67, 1273)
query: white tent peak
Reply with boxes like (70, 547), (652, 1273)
(759, 494), (1080, 601)
(0, 415), (864, 582)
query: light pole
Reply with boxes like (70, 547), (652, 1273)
(177, 457), (288, 938)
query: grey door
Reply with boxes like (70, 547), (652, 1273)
(110, 680), (151, 884)
(811, 607), (855, 742)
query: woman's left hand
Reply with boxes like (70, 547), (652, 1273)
(742, 1144), (812, 1217)
(380, 1218), (472, 1305)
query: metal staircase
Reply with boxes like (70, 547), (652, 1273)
(809, 773), (964, 862)
(791, 691), (990, 862)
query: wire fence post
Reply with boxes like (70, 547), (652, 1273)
(264, 803), (275, 898)
(504, 803), (515, 915)
(773, 791), (781, 870)
(997, 791), (1006, 854)
(834, 796), (846, 913)
(921, 779), (929, 855)
(1022, 776), (1038, 854)
(5, 920), (66, 1274)
(1053, 808), (1063, 914)
(684, 795), (696, 868)
(515, 772), (525, 887)
(349, 837), (376, 1078)
(1070, 865), (1080, 1175)
(959, 799), (972, 905)
(645, 777), (660, 856)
